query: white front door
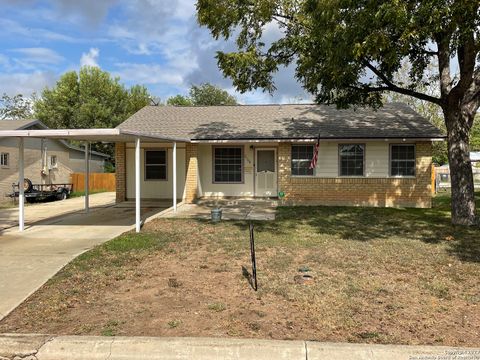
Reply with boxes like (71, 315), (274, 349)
(255, 148), (277, 197)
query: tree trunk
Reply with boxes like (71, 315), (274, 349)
(444, 107), (477, 225)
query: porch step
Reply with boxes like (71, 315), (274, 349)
(196, 198), (279, 207)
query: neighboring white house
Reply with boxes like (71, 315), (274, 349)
(0, 119), (108, 201)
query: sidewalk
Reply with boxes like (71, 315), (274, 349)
(1, 334), (479, 360)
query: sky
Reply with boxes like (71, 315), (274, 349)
(0, 0), (312, 104)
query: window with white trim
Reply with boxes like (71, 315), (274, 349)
(50, 155), (57, 168)
(339, 144), (364, 176)
(145, 150), (167, 180)
(390, 144), (415, 176)
(213, 147), (243, 183)
(0, 153), (9, 167)
(291, 145), (314, 176)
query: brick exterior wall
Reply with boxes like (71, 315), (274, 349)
(278, 142), (432, 208)
(184, 143), (198, 203)
(115, 142), (126, 203)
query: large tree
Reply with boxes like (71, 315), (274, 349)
(197, 0), (480, 225)
(167, 83), (237, 106)
(35, 67), (151, 160)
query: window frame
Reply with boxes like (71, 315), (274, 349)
(338, 143), (366, 177)
(212, 145), (244, 184)
(50, 155), (58, 168)
(144, 148), (168, 181)
(0, 152), (9, 168)
(389, 144), (416, 178)
(291, 144), (315, 177)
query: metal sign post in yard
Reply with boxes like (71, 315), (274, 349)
(249, 222), (258, 291)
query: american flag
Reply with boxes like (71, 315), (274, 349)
(309, 135), (320, 170)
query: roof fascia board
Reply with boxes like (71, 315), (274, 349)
(191, 137), (445, 143)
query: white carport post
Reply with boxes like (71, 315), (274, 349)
(135, 137), (141, 232)
(18, 138), (25, 231)
(84, 142), (90, 213)
(173, 142), (177, 212)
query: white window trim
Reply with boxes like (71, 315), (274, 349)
(291, 144), (316, 177)
(0, 152), (9, 168)
(144, 149), (168, 181)
(389, 144), (416, 178)
(338, 144), (366, 177)
(212, 145), (244, 184)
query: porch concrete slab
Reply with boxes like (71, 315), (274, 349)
(161, 199), (277, 221)
(0, 203), (167, 321)
(0, 192), (116, 231)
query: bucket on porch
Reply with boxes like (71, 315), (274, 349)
(211, 208), (222, 222)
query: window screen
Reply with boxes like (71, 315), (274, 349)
(339, 144), (364, 176)
(391, 145), (415, 176)
(145, 150), (167, 180)
(257, 150), (275, 172)
(213, 147), (243, 183)
(291, 145), (314, 176)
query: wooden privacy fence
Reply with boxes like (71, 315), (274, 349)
(70, 173), (116, 192)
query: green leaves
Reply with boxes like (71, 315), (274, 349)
(197, 0), (479, 108)
(0, 93), (34, 120)
(167, 83), (237, 106)
(34, 66), (151, 160)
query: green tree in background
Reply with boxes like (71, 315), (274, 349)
(0, 93), (35, 120)
(471, 116), (480, 152)
(197, 0), (480, 225)
(167, 94), (193, 106)
(167, 83), (237, 106)
(34, 67), (151, 161)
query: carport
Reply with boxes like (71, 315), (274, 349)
(0, 128), (189, 233)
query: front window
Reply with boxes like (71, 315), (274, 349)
(0, 153), (9, 167)
(145, 150), (167, 180)
(339, 144), (364, 176)
(291, 145), (314, 176)
(391, 144), (415, 176)
(213, 147), (243, 183)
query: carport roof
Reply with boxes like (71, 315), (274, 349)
(0, 128), (189, 142)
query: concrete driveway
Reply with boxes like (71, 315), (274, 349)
(0, 192), (116, 231)
(0, 196), (168, 320)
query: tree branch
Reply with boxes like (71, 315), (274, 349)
(436, 33), (452, 99)
(450, 32), (476, 99)
(362, 60), (442, 105)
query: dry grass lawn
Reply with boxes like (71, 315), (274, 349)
(0, 192), (479, 346)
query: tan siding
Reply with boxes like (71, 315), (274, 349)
(125, 142), (186, 200)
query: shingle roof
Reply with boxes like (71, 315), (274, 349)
(0, 119), (39, 131)
(117, 103), (445, 141)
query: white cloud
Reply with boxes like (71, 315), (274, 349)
(80, 48), (100, 67)
(11, 47), (64, 64)
(0, 18), (76, 43)
(47, 0), (119, 27)
(113, 62), (184, 87)
(0, 71), (56, 96)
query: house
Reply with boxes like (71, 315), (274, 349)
(114, 102), (444, 208)
(0, 119), (108, 201)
